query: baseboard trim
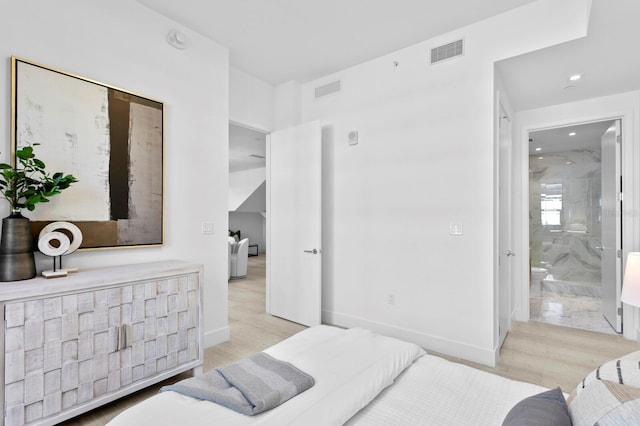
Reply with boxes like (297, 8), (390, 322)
(203, 325), (230, 348)
(323, 310), (496, 367)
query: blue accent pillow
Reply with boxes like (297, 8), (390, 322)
(502, 388), (571, 426)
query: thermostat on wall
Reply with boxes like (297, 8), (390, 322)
(348, 130), (359, 145)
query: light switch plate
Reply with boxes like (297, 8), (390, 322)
(201, 222), (214, 235)
(449, 223), (463, 235)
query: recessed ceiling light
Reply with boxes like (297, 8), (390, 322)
(566, 161), (573, 165)
(569, 132), (576, 136)
(569, 74), (582, 81)
(538, 157), (544, 160)
(535, 147), (542, 151)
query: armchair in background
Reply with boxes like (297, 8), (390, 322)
(229, 237), (249, 279)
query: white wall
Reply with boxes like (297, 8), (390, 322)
(0, 0), (230, 347)
(513, 91), (640, 341)
(237, 182), (266, 213)
(229, 167), (266, 211)
(229, 212), (265, 253)
(301, 0), (591, 365)
(274, 81), (302, 130)
(230, 67), (274, 132)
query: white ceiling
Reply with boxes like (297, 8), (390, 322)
(139, 0), (640, 110)
(498, 0), (640, 111)
(528, 120), (614, 155)
(138, 0), (536, 84)
(138, 0), (640, 169)
(229, 124), (266, 173)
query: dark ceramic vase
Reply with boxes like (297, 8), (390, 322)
(0, 211), (36, 281)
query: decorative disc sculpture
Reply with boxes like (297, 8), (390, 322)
(38, 221), (83, 278)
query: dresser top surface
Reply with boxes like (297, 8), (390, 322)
(0, 260), (202, 302)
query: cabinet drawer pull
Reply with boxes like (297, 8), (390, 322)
(118, 324), (130, 351)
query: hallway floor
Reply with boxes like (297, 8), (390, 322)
(530, 290), (617, 335)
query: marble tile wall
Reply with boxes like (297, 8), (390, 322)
(529, 148), (602, 285)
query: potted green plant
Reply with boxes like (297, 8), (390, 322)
(0, 143), (78, 281)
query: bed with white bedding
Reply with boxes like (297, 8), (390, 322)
(109, 325), (636, 425)
(108, 325), (427, 425)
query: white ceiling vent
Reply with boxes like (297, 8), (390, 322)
(430, 39), (464, 65)
(314, 80), (341, 99)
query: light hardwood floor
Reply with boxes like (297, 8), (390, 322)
(64, 254), (640, 425)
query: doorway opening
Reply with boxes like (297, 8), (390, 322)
(528, 119), (621, 334)
(228, 122), (267, 282)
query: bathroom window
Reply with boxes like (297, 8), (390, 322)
(541, 183), (562, 226)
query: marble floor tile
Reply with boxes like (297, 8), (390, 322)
(530, 290), (617, 335)
(542, 277), (601, 298)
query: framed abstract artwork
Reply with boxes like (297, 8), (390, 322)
(11, 56), (164, 249)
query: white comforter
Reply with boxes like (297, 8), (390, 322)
(107, 325), (425, 426)
(347, 353), (548, 425)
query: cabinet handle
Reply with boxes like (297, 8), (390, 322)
(114, 325), (121, 352)
(119, 323), (131, 350)
(118, 324), (124, 351)
(117, 325), (122, 351)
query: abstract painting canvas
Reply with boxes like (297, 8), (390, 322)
(11, 57), (164, 249)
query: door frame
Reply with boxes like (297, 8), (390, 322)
(228, 119), (270, 292)
(515, 111), (636, 338)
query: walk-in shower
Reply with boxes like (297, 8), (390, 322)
(528, 120), (618, 334)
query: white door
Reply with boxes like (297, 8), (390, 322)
(266, 121), (322, 326)
(601, 120), (622, 332)
(497, 105), (513, 347)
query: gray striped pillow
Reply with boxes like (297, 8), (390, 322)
(569, 350), (640, 403)
(568, 380), (640, 426)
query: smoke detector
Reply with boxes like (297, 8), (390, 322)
(167, 29), (187, 50)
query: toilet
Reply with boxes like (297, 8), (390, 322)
(530, 267), (548, 296)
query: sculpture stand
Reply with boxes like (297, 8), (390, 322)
(42, 254), (80, 278)
(42, 255), (68, 278)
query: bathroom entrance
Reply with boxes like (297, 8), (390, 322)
(528, 119), (622, 334)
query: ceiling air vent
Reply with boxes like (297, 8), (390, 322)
(314, 80), (341, 99)
(430, 39), (464, 65)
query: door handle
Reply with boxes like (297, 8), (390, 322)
(304, 249), (318, 254)
(506, 250), (516, 257)
(595, 246), (604, 251)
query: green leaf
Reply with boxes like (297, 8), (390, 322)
(16, 146), (33, 160)
(0, 144), (77, 212)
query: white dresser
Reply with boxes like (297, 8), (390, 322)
(0, 261), (203, 426)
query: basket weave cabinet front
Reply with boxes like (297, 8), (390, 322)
(0, 261), (203, 426)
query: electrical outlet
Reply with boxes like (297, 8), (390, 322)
(387, 294), (395, 305)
